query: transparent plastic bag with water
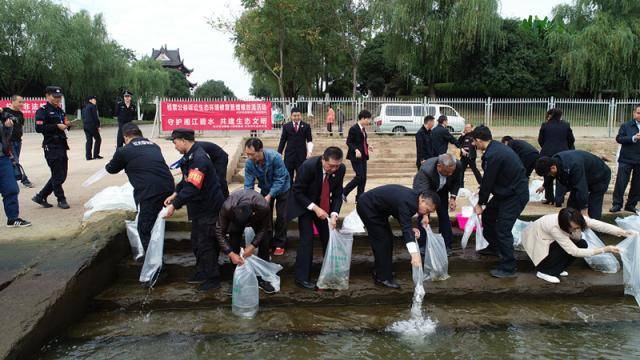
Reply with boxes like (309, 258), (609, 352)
(139, 208), (168, 284)
(231, 260), (259, 318)
(317, 227), (354, 290)
(423, 225), (450, 281)
(342, 210), (366, 233)
(460, 194), (488, 251)
(583, 228), (620, 274)
(529, 179), (545, 202)
(512, 219), (531, 252)
(617, 234), (640, 306)
(124, 212), (144, 261)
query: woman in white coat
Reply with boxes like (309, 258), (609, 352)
(522, 208), (630, 283)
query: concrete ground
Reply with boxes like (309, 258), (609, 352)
(0, 124), (244, 242)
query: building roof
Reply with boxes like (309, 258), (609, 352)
(151, 45), (193, 74)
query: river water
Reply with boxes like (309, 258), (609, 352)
(40, 297), (640, 359)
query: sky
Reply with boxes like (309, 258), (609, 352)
(57, 0), (573, 99)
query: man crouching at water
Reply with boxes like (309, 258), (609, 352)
(164, 128), (225, 292)
(215, 189), (277, 294)
(356, 185), (439, 289)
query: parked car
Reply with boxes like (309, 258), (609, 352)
(372, 103), (466, 134)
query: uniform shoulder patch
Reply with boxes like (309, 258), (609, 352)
(186, 168), (205, 190)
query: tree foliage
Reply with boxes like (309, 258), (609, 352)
(194, 79), (236, 99)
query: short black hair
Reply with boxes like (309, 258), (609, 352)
(419, 190), (440, 209)
(535, 156), (557, 177)
(472, 125), (492, 141)
(423, 115), (435, 124)
(322, 146), (343, 161)
(358, 109), (372, 120)
(437, 115), (447, 124)
(290, 106), (302, 114)
(558, 207), (587, 234)
(244, 138), (263, 151)
(501, 136), (514, 144)
(122, 123), (142, 138)
(547, 108), (563, 122)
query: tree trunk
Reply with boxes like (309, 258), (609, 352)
(277, 31), (286, 100)
(352, 63), (358, 99)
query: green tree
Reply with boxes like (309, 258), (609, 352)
(549, 0), (640, 96)
(194, 79), (236, 99)
(376, 0), (502, 97)
(127, 57), (171, 103)
(164, 69), (191, 99)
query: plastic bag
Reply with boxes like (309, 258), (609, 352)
(82, 168), (109, 187)
(246, 254), (283, 292)
(232, 261), (259, 318)
(616, 215), (640, 232)
(125, 213), (144, 261)
(139, 208), (168, 284)
(411, 252), (425, 317)
(423, 225), (450, 281)
(618, 234), (640, 306)
(342, 210), (365, 233)
(83, 182), (136, 221)
(460, 194), (488, 251)
(457, 188), (473, 199)
(317, 227), (354, 290)
(512, 219), (531, 252)
(582, 229), (620, 274)
(529, 179), (545, 202)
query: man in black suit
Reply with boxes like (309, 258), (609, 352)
(344, 109), (372, 202)
(431, 115), (465, 156)
(611, 105), (640, 213)
(82, 96), (102, 161)
(413, 153), (463, 253)
(287, 147), (346, 290)
(415, 115), (436, 169)
(278, 106), (313, 185)
(458, 123), (482, 186)
(538, 108), (575, 206)
(473, 125), (529, 278)
(356, 185), (439, 289)
(501, 136), (540, 178)
(535, 150), (611, 220)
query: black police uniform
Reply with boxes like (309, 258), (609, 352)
(105, 137), (175, 248)
(173, 144), (225, 282)
(507, 139), (540, 178)
(458, 132), (482, 185)
(196, 141), (229, 198)
(115, 100), (137, 148)
(82, 101), (101, 160)
(35, 102), (69, 203)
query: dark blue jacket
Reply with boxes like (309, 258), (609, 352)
(551, 150), (611, 210)
(615, 119), (640, 165)
(431, 124), (460, 155)
(174, 145), (224, 220)
(82, 103), (100, 130)
(538, 120), (575, 156)
(479, 141), (528, 205)
(357, 184), (419, 244)
(415, 126), (436, 166)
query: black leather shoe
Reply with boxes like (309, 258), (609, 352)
(610, 205), (622, 213)
(490, 268), (517, 278)
(295, 279), (316, 290)
(624, 206), (640, 214)
(541, 200), (553, 205)
(555, 202), (563, 208)
(95, 155), (104, 159)
(198, 279), (221, 292)
(32, 195), (53, 208)
(478, 247), (499, 257)
(374, 278), (401, 289)
(57, 201), (70, 209)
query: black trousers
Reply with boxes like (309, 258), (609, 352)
(214, 163), (229, 199)
(544, 176), (567, 205)
(522, 153), (540, 179)
(327, 123), (333, 135)
(294, 211), (330, 282)
(537, 239), (588, 276)
(190, 216), (220, 281)
(137, 192), (171, 249)
(357, 201), (395, 282)
(460, 156), (482, 187)
(84, 127), (101, 160)
(344, 159), (367, 201)
(285, 159), (303, 186)
(269, 190), (289, 249)
(116, 121), (130, 148)
(482, 192), (528, 272)
(567, 181), (610, 220)
(612, 162), (640, 208)
(38, 148), (68, 202)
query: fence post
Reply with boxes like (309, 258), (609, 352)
(608, 98), (616, 138)
(548, 96), (555, 110)
(485, 97), (492, 127)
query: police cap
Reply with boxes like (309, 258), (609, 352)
(170, 128), (195, 141)
(45, 86), (63, 97)
(123, 90), (133, 97)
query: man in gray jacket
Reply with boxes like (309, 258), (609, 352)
(413, 153), (463, 253)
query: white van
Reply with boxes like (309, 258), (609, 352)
(372, 103), (466, 134)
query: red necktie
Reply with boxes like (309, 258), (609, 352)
(320, 173), (330, 213)
(294, 122), (299, 132)
(362, 127), (369, 156)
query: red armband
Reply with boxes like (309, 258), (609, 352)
(186, 168), (205, 189)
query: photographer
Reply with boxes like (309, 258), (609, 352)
(2, 95), (33, 187)
(0, 110), (31, 227)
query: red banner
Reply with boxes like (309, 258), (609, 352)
(161, 100), (272, 131)
(0, 98), (47, 118)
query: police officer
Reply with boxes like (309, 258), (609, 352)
(82, 95), (102, 160)
(105, 123), (175, 251)
(115, 90), (137, 148)
(164, 128), (225, 292)
(32, 86), (70, 209)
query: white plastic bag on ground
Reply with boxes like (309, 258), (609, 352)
(139, 208), (168, 284)
(317, 227), (354, 290)
(246, 254), (283, 292)
(461, 194), (488, 251)
(615, 215), (640, 232)
(423, 225), (450, 281)
(512, 219), (531, 252)
(83, 183), (136, 221)
(617, 234), (640, 306)
(82, 168), (109, 187)
(457, 188), (472, 199)
(232, 261), (259, 318)
(125, 213), (144, 261)
(529, 179), (545, 202)
(583, 229), (620, 274)
(342, 210), (366, 233)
